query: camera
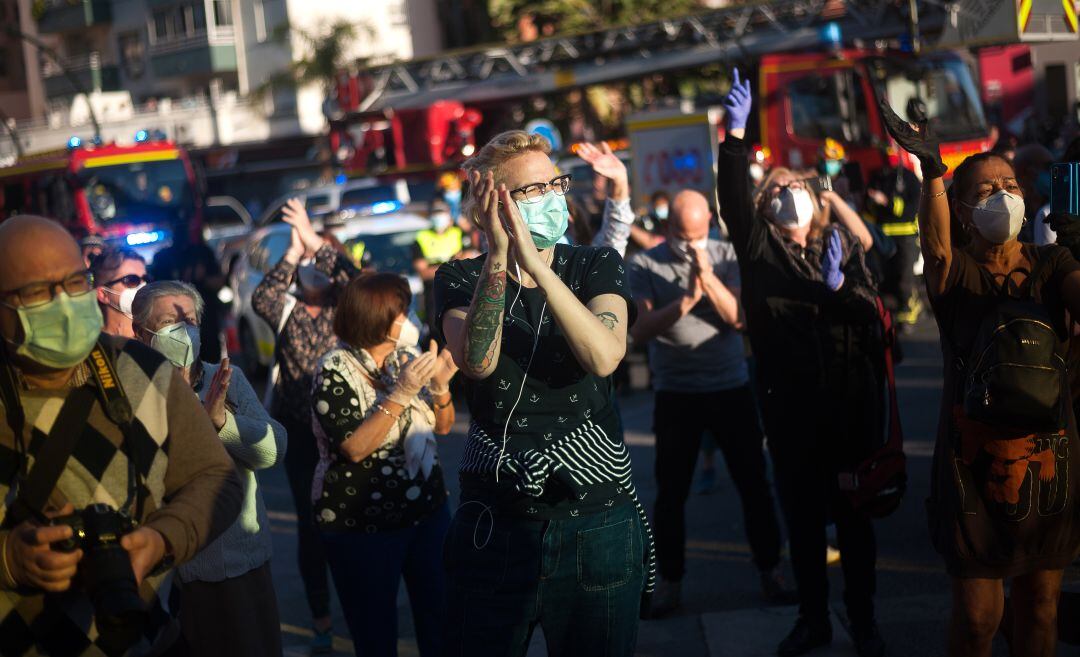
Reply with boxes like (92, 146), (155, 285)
(51, 504), (147, 647)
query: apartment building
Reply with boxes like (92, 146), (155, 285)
(5, 0), (442, 155)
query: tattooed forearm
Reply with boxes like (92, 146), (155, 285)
(464, 263), (507, 374)
(595, 311), (619, 331)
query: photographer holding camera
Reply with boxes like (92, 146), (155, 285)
(0, 216), (243, 656)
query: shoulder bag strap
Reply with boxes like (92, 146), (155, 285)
(263, 294), (299, 409)
(876, 296), (903, 451)
(7, 386), (97, 526)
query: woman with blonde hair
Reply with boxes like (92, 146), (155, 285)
(434, 129), (652, 656)
(717, 70), (887, 657)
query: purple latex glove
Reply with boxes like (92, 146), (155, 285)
(822, 230), (845, 291)
(722, 67), (752, 132)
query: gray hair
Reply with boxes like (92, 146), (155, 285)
(131, 280), (205, 328)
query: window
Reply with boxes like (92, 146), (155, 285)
(192, 2), (206, 31)
(213, 0), (232, 27)
(786, 70), (871, 144)
(153, 8), (170, 41)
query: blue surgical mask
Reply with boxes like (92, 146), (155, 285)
(654, 205), (669, 220)
(824, 160), (842, 178)
(442, 189), (462, 203)
(515, 191), (569, 249)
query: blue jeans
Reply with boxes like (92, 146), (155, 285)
(443, 502), (645, 657)
(321, 504), (450, 657)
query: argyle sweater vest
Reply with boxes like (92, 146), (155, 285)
(0, 335), (176, 657)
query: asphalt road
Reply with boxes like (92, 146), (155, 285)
(251, 313), (1080, 657)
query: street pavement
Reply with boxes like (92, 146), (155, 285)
(254, 313), (1080, 656)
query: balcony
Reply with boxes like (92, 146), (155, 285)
(149, 30), (237, 78)
(40, 52), (121, 99)
(34, 0), (112, 34)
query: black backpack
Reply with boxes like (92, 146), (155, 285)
(957, 258), (1068, 433)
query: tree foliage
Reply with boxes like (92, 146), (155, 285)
(264, 20), (375, 94)
(488, 0), (705, 39)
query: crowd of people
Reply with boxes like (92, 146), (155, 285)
(0, 62), (1078, 657)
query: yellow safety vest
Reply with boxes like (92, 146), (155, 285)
(880, 197), (919, 237)
(415, 227), (463, 264)
(346, 240), (366, 266)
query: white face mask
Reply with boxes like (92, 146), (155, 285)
(768, 187), (815, 229)
(149, 321), (200, 369)
(431, 212), (453, 231)
(965, 190), (1026, 244)
(389, 317), (420, 349)
(669, 237), (708, 262)
(103, 282), (145, 318)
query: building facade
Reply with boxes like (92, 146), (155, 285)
(3, 0), (442, 157)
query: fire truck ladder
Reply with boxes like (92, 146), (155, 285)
(349, 0), (967, 113)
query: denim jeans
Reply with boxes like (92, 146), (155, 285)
(321, 504), (450, 657)
(443, 502), (645, 657)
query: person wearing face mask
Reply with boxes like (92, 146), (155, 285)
(252, 197), (359, 653)
(627, 189), (792, 615)
(413, 199), (467, 337)
(0, 216), (242, 656)
(882, 102), (1080, 657)
(717, 70), (888, 657)
(438, 171), (464, 222)
(310, 273), (457, 656)
(131, 280), (286, 656)
(435, 130), (649, 656)
(91, 247), (149, 339)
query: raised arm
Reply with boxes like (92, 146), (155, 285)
(442, 171), (511, 380)
(579, 142), (634, 257)
(252, 227), (303, 327)
(716, 68), (761, 261)
(879, 99), (951, 296)
(499, 186), (627, 377)
(820, 190), (874, 252)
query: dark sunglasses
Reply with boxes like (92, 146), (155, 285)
(104, 274), (151, 289)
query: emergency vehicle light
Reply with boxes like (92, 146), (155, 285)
(134, 130), (149, 143)
(820, 21), (842, 47)
(126, 230), (166, 246)
(371, 201), (401, 215)
(67, 136), (82, 150)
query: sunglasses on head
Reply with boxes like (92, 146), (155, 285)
(104, 274), (151, 289)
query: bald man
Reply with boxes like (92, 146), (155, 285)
(0, 215), (242, 656)
(627, 191), (791, 616)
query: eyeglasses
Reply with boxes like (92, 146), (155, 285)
(507, 174), (572, 204)
(0, 270), (95, 308)
(104, 274), (150, 289)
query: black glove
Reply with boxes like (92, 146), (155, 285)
(1049, 212), (1080, 258)
(878, 98), (948, 180)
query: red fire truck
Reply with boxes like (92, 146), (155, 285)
(326, 95), (483, 178)
(755, 49), (993, 180)
(0, 135), (201, 252)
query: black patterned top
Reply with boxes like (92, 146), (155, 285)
(310, 346), (447, 533)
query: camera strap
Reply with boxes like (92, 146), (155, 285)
(1, 341), (139, 526)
